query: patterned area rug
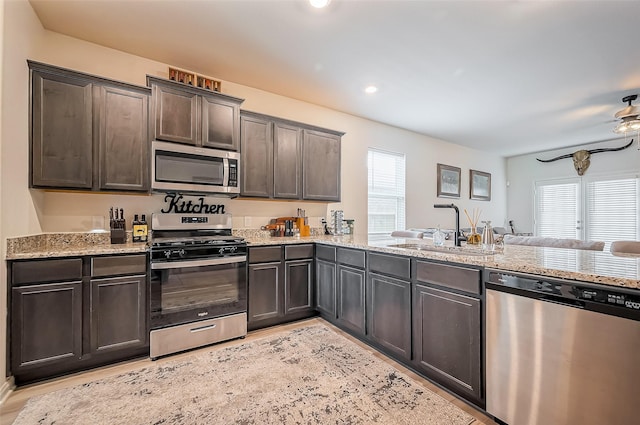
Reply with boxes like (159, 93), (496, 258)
(13, 324), (475, 425)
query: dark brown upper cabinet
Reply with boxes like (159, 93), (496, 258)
(97, 86), (149, 191)
(240, 113), (273, 197)
(31, 67), (94, 189)
(240, 110), (343, 201)
(302, 129), (341, 201)
(148, 76), (243, 151)
(29, 61), (150, 193)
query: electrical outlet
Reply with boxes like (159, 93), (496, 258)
(244, 217), (252, 228)
(92, 216), (105, 230)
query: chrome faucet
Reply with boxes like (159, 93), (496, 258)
(434, 203), (462, 246)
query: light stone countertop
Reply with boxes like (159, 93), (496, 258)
(5, 232), (147, 260)
(7, 233), (639, 290)
(246, 235), (640, 290)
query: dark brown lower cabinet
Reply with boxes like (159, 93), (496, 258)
(11, 281), (83, 373)
(89, 275), (147, 353)
(413, 284), (482, 405)
(248, 245), (315, 330)
(248, 262), (282, 324)
(336, 265), (366, 334)
(9, 254), (149, 385)
(315, 259), (336, 319)
(284, 260), (313, 314)
(366, 273), (411, 360)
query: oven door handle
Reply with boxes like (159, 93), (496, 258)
(151, 255), (247, 270)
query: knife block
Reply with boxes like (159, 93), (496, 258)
(110, 219), (126, 244)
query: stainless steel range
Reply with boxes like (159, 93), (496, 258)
(149, 213), (247, 359)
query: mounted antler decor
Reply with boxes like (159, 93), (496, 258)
(536, 139), (633, 176)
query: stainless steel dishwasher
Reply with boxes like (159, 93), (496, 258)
(485, 269), (640, 425)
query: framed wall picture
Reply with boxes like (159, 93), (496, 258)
(437, 163), (461, 198)
(470, 169), (491, 201)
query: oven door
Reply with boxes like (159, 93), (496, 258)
(151, 140), (239, 194)
(150, 256), (247, 329)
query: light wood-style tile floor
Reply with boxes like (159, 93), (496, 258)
(0, 318), (495, 425)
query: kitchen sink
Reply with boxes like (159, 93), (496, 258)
(387, 243), (497, 256)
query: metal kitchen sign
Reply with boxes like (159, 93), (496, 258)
(160, 193), (226, 214)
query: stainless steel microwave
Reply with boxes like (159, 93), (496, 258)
(151, 140), (240, 196)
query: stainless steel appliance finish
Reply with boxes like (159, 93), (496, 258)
(151, 140), (240, 196)
(149, 213), (247, 358)
(486, 270), (640, 425)
(150, 312), (247, 359)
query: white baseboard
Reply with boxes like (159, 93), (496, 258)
(0, 377), (15, 406)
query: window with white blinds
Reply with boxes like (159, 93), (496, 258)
(535, 174), (640, 261)
(368, 149), (406, 236)
(534, 179), (580, 239)
(585, 175), (639, 250)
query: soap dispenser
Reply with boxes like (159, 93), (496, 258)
(433, 225), (445, 247)
(481, 220), (495, 251)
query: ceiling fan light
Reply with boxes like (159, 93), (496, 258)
(614, 122), (629, 133)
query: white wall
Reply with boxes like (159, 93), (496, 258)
(506, 137), (640, 233)
(0, 0), (507, 388)
(1, 0), (47, 393)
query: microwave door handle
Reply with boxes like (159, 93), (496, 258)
(223, 158), (229, 187)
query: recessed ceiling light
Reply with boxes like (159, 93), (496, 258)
(309, 0), (331, 8)
(364, 86), (378, 94)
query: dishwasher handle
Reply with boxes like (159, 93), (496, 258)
(539, 293), (585, 309)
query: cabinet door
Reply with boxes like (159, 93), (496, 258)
(285, 259), (313, 315)
(201, 95), (239, 151)
(31, 71), (93, 189)
(89, 275), (147, 354)
(366, 273), (411, 360)
(302, 129), (341, 201)
(240, 114), (273, 197)
(11, 281), (83, 372)
(273, 121), (302, 199)
(413, 284), (482, 404)
(316, 260), (336, 318)
(97, 86), (149, 191)
(337, 265), (366, 335)
(153, 84), (199, 145)
(248, 262), (282, 323)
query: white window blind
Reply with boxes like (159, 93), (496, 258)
(534, 179), (580, 239)
(585, 176), (639, 250)
(534, 174), (640, 276)
(368, 149), (405, 236)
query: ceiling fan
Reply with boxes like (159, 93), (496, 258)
(613, 94), (640, 134)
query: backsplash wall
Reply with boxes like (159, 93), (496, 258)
(36, 191), (332, 233)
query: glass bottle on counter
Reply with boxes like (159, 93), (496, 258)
(132, 214), (141, 242)
(433, 225), (445, 247)
(140, 214), (148, 242)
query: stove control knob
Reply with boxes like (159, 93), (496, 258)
(231, 246), (237, 252)
(164, 250), (171, 259)
(179, 249), (186, 257)
(219, 248), (225, 255)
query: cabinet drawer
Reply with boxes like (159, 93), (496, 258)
(415, 260), (480, 295)
(91, 254), (147, 277)
(368, 253), (410, 280)
(12, 258), (83, 285)
(315, 244), (336, 262)
(337, 247), (366, 269)
(285, 244), (314, 260)
(150, 313), (247, 359)
(249, 245), (282, 263)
